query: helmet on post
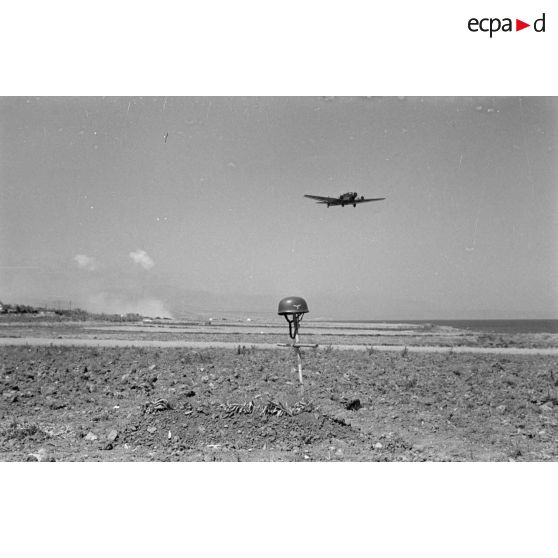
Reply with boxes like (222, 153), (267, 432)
(278, 296), (309, 340)
(277, 296), (309, 316)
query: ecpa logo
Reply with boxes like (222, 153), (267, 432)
(468, 13), (546, 37)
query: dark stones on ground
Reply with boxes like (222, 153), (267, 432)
(345, 399), (361, 411)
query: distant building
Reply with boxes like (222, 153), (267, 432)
(126, 313), (142, 321)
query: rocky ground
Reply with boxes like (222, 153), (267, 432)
(1, 345), (557, 461)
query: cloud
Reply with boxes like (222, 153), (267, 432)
(74, 254), (97, 271)
(129, 249), (154, 270)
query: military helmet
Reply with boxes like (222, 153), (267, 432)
(277, 296), (309, 316)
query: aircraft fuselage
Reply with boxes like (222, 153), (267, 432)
(304, 192), (385, 208)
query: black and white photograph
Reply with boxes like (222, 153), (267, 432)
(1, 96), (557, 463)
(1, 2), (557, 556)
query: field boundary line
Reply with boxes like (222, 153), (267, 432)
(1, 337), (558, 355)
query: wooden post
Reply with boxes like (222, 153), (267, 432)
(276, 311), (318, 393)
(295, 330), (303, 387)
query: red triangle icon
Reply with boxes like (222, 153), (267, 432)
(516, 19), (530, 31)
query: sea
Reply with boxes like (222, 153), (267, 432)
(396, 320), (558, 334)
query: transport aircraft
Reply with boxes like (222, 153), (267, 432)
(304, 192), (386, 207)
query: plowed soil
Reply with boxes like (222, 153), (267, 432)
(1, 345), (557, 461)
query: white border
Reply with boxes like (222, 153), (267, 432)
(0, 1), (555, 95)
(1, 463), (557, 556)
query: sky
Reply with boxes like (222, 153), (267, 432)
(1, 96), (557, 320)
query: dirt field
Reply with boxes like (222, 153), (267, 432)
(2, 338), (557, 461)
(2, 317), (557, 348)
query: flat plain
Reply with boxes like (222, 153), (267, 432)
(1, 318), (557, 461)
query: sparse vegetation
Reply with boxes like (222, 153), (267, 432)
(0, 301), (144, 322)
(0, 419), (49, 442)
(1, 344), (556, 461)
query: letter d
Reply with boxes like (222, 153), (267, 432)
(534, 13), (545, 32)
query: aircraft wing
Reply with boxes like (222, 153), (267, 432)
(354, 197), (386, 203)
(304, 194), (340, 204)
